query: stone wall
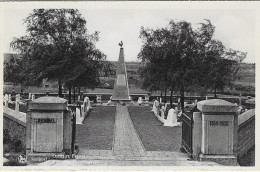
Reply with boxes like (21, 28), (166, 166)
(237, 109), (255, 158)
(3, 113), (26, 154)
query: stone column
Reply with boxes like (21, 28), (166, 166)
(4, 94), (8, 107)
(197, 99), (238, 166)
(138, 97), (143, 105)
(192, 112), (202, 158)
(32, 94), (35, 101)
(145, 94), (149, 102)
(96, 95), (102, 105)
(239, 94), (242, 106)
(15, 94), (20, 112)
(194, 99), (198, 105)
(80, 91), (84, 100)
(8, 94), (12, 102)
(27, 96), (71, 161)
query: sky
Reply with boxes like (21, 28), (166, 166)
(2, 8), (256, 63)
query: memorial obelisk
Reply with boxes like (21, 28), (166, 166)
(112, 41), (131, 102)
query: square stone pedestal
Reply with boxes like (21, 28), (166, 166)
(26, 96), (73, 163)
(197, 99), (238, 166)
(199, 154), (237, 166)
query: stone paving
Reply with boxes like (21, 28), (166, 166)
(36, 104), (220, 166)
(113, 104), (146, 157)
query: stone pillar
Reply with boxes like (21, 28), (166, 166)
(145, 94), (149, 102)
(160, 106), (165, 119)
(144, 94), (149, 106)
(83, 97), (90, 116)
(138, 97), (143, 105)
(4, 94), (8, 107)
(28, 93), (32, 100)
(8, 94), (12, 102)
(152, 100), (157, 114)
(96, 95), (102, 105)
(32, 94), (35, 101)
(177, 98), (181, 109)
(80, 91), (84, 100)
(194, 99), (198, 106)
(239, 94), (242, 106)
(192, 112), (202, 158)
(197, 99), (238, 166)
(15, 94), (20, 112)
(26, 96), (72, 162)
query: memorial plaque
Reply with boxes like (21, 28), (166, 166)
(36, 118), (55, 123)
(209, 121), (229, 126)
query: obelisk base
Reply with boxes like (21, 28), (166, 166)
(111, 98), (133, 105)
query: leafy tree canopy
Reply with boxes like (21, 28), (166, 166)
(9, 9), (108, 96)
(138, 19), (246, 110)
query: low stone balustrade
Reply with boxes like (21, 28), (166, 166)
(237, 109), (255, 159)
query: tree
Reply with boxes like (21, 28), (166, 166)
(62, 37), (107, 103)
(139, 20), (214, 110)
(139, 19), (246, 111)
(4, 55), (28, 94)
(138, 27), (175, 103)
(10, 9), (107, 99)
(202, 41), (246, 98)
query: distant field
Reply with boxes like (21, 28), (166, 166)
(234, 81), (255, 87)
(3, 85), (58, 94)
(224, 88), (255, 97)
(236, 76), (255, 83)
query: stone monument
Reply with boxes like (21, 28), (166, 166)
(164, 108), (181, 127)
(96, 94), (102, 105)
(197, 99), (238, 165)
(112, 41), (131, 103)
(26, 97), (73, 161)
(138, 97), (143, 105)
(152, 100), (158, 114)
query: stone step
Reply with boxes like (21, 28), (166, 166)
(36, 159), (221, 166)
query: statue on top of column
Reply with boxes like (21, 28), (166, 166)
(118, 41), (123, 47)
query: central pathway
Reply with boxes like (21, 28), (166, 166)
(113, 104), (146, 158)
(36, 104), (220, 166)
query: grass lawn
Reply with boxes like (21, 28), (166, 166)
(76, 106), (116, 150)
(128, 106), (182, 152)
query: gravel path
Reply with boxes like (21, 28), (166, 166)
(128, 106), (182, 152)
(76, 106), (116, 150)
